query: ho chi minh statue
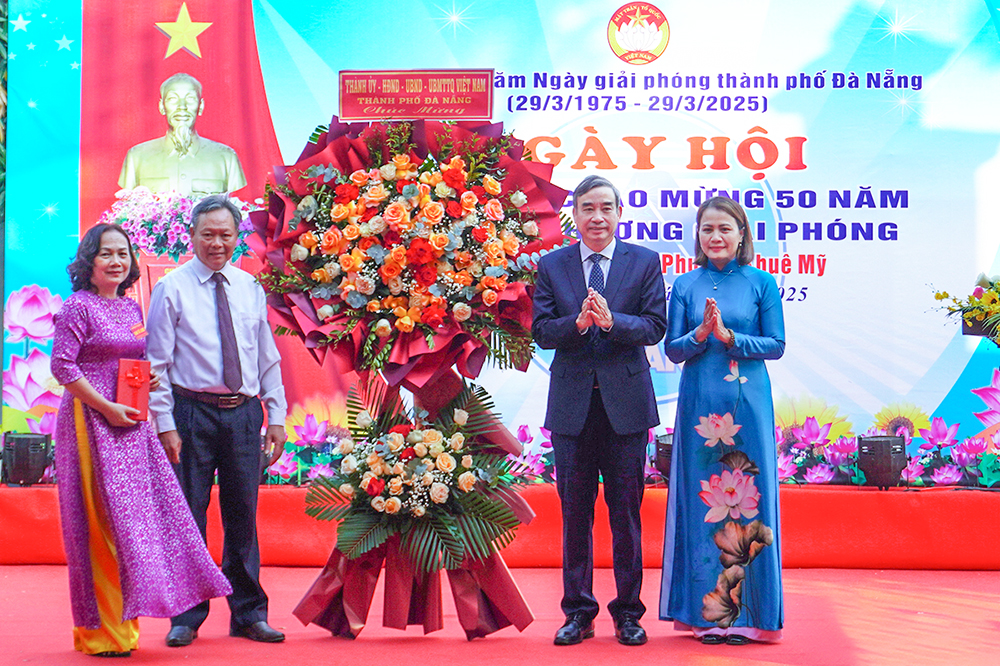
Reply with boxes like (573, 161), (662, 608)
(118, 73), (246, 197)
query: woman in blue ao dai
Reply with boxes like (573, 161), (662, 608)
(659, 197), (785, 645)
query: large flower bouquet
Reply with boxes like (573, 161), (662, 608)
(305, 381), (533, 573)
(934, 273), (1000, 346)
(252, 118), (567, 385)
(99, 187), (257, 262)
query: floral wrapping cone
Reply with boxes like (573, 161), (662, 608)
(292, 546), (384, 638)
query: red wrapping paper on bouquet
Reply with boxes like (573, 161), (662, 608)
(447, 552), (534, 640)
(292, 545), (384, 638)
(381, 536), (444, 634)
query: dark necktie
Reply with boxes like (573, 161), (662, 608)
(211, 272), (243, 393)
(588, 255), (605, 294)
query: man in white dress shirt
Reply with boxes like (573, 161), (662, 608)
(147, 194), (287, 647)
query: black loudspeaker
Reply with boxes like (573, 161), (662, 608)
(2, 432), (52, 486)
(654, 433), (673, 480)
(857, 435), (907, 490)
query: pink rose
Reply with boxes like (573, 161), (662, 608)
(4, 285), (63, 343)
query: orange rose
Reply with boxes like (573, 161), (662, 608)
(446, 156), (466, 171)
(419, 171), (444, 186)
(481, 289), (499, 307)
(460, 190), (478, 212)
(482, 174), (502, 196)
(454, 271), (473, 287)
(383, 201), (412, 231)
(363, 183), (390, 206)
(330, 203), (351, 222)
(311, 268), (332, 283)
(429, 233), (449, 251)
(493, 276), (508, 292)
(390, 245), (408, 265)
(343, 224), (361, 241)
(395, 316), (415, 333)
(379, 261), (402, 281)
(392, 306), (408, 319)
(392, 154), (412, 170)
(484, 240), (505, 260)
(503, 235), (520, 256)
(358, 237), (378, 252)
(453, 251), (472, 269)
(320, 227), (346, 255)
(406, 307), (423, 324)
(299, 230), (319, 249)
(339, 249), (364, 273)
(350, 169), (370, 186)
(366, 300), (382, 312)
(422, 202), (445, 226)
(484, 198), (505, 222)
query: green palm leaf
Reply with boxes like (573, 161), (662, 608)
(400, 514), (465, 572)
(336, 512), (392, 559)
(454, 491), (520, 561)
(303, 475), (353, 522)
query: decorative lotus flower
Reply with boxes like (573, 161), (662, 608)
(930, 464), (963, 485)
(824, 437), (858, 467)
(293, 413), (329, 447)
(306, 463), (335, 480)
(918, 417), (958, 450)
(803, 463), (836, 484)
(267, 450), (298, 476)
(695, 413), (742, 447)
(951, 437), (988, 469)
(777, 453), (798, 481)
(3, 350), (64, 411)
(26, 412), (57, 437)
(791, 416), (832, 449)
(699, 469), (760, 522)
(4, 285), (63, 343)
(900, 458), (925, 482)
(713, 520), (773, 568)
(723, 360), (748, 384)
(972, 369), (1000, 428)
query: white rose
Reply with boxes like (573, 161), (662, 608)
(510, 191), (528, 208)
(380, 164), (397, 180)
(374, 318), (393, 338)
(434, 182), (456, 199)
(429, 482), (450, 504)
(337, 438), (355, 455)
(429, 443), (445, 458)
(339, 483), (355, 498)
(386, 432), (405, 451)
(359, 222), (373, 237)
(317, 305), (334, 321)
(370, 496), (386, 512)
(368, 216), (387, 234)
(356, 410), (374, 428)
(521, 220), (539, 237)
(290, 243), (309, 262)
(325, 262), (343, 277)
(406, 430), (424, 444)
(340, 455), (358, 475)
(453, 409), (469, 426)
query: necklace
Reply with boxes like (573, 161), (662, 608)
(708, 269), (733, 290)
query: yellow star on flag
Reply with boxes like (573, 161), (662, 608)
(156, 2), (212, 59)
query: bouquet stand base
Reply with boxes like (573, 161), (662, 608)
(293, 536), (532, 639)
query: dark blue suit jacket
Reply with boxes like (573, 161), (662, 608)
(532, 241), (667, 437)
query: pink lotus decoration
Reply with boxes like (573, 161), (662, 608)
(791, 416), (832, 449)
(306, 463), (336, 480)
(952, 437), (988, 468)
(930, 464), (963, 485)
(723, 360), (747, 384)
(900, 458), (925, 482)
(824, 437), (858, 467)
(4, 285), (63, 343)
(777, 453), (797, 481)
(699, 469), (761, 522)
(918, 417), (959, 450)
(803, 463), (835, 484)
(972, 369), (1000, 428)
(3, 349), (64, 412)
(293, 413), (329, 447)
(695, 413), (742, 447)
(267, 450), (299, 477)
(27, 412), (57, 437)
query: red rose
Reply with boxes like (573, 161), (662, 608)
(383, 229), (402, 246)
(471, 227), (489, 244)
(389, 424), (413, 437)
(360, 206), (379, 223)
(334, 183), (360, 204)
(395, 179), (414, 194)
(442, 168), (465, 189)
(414, 263), (438, 287)
(422, 305), (446, 328)
(471, 185), (488, 204)
(406, 238), (436, 265)
(446, 200), (463, 218)
(365, 477), (386, 497)
(399, 447), (416, 461)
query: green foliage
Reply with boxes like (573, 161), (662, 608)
(978, 453), (1000, 487)
(304, 475), (353, 522)
(336, 512), (391, 559)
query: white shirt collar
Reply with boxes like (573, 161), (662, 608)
(191, 255), (238, 284)
(580, 238), (616, 264)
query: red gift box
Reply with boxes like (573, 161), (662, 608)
(116, 359), (150, 422)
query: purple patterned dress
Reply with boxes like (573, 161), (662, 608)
(52, 291), (231, 629)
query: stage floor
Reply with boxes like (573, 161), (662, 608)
(2, 566), (996, 666)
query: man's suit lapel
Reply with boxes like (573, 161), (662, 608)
(563, 245), (589, 307)
(603, 242), (632, 307)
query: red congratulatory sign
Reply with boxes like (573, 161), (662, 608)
(340, 69), (494, 121)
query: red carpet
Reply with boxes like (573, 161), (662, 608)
(2, 566), (996, 666)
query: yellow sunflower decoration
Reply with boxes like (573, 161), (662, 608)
(774, 395), (853, 452)
(872, 402), (931, 439)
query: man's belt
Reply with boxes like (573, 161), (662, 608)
(173, 385), (251, 409)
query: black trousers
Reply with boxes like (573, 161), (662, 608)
(551, 388), (647, 621)
(170, 393), (267, 631)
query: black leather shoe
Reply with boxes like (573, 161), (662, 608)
(554, 613), (595, 645)
(89, 651), (131, 657)
(165, 626), (197, 647)
(614, 616), (647, 646)
(230, 621), (285, 643)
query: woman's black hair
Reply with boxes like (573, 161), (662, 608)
(67, 224), (141, 296)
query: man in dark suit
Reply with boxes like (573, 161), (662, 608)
(532, 175), (667, 646)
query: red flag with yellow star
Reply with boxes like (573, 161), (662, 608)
(80, 0), (282, 227)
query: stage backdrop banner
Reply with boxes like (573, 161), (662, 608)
(5, 0), (1000, 488)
